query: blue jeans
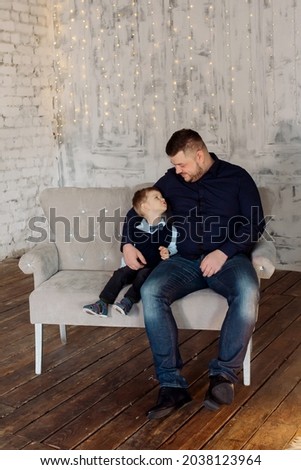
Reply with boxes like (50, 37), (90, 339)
(140, 253), (259, 387)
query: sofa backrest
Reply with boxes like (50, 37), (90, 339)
(40, 187), (134, 271)
(40, 185), (272, 272)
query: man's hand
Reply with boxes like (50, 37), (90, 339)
(200, 249), (228, 277)
(123, 243), (146, 270)
(159, 246), (170, 260)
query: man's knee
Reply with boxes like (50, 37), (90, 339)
(140, 273), (169, 303)
(241, 275), (260, 301)
(141, 275), (158, 299)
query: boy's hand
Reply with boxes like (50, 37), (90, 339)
(123, 244), (146, 270)
(159, 246), (170, 260)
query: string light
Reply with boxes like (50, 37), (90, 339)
(205, 3), (217, 133)
(292, 3), (299, 125)
(224, 6), (234, 126)
(246, 0), (255, 127)
(268, 1), (278, 126)
(52, 0), (299, 160)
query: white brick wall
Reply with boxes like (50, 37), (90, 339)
(0, 0), (58, 260)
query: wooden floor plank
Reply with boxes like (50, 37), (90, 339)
(77, 332), (220, 450)
(244, 380), (301, 450)
(263, 271), (301, 295)
(285, 279), (301, 297)
(0, 325), (123, 397)
(0, 258), (301, 450)
(12, 332), (153, 440)
(160, 315), (301, 450)
(251, 297), (301, 359)
(111, 309), (301, 450)
(205, 345), (301, 449)
(259, 270), (289, 292)
(0, 433), (31, 450)
(42, 331), (210, 449)
(0, 327), (142, 406)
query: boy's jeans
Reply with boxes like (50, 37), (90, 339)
(140, 253), (259, 387)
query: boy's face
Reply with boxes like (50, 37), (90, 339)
(142, 190), (167, 216)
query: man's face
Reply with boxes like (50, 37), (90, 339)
(170, 150), (204, 183)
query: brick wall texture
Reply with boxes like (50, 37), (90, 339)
(0, 0), (57, 260)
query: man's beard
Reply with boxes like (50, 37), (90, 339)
(184, 167), (204, 183)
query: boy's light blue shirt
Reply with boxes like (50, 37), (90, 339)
(120, 217), (177, 267)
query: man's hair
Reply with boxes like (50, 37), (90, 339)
(132, 186), (160, 216)
(165, 128), (206, 156)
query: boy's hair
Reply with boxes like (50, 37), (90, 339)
(132, 186), (160, 216)
(165, 128), (206, 156)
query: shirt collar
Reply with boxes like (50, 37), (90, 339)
(136, 217), (166, 233)
(206, 152), (220, 177)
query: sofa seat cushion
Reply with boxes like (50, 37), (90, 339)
(29, 270), (228, 330)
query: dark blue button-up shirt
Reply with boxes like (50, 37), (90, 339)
(122, 153), (265, 259)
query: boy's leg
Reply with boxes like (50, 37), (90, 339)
(84, 266), (137, 317)
(100, 266), (137, 304)
(124, 267), (153, 303)
(113, 267), (153, 315)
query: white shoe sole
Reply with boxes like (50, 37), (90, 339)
(112, 304), (126, 315)
(83, 307), (108, 318)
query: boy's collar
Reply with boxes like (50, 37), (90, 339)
(137, 217), (165, 231)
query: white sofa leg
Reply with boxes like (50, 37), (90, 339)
(59, 324), (67, 344)
(35, 323), (43, 375)
(243, 337), (252, 386)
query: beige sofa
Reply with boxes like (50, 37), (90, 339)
(19, 186), (276, 382)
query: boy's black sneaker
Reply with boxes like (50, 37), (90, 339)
(113, 297), (133, 315)
(83, 299), (108, 317)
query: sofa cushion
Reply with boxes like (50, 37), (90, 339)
(29, 269), (228, 330)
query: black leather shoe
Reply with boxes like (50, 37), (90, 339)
(147, 387), (192, 420)
(203, 375), (234, 411)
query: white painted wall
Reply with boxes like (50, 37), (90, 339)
(1, 0), (301, 270)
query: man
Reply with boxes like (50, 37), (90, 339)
(122, 129), (265, 419)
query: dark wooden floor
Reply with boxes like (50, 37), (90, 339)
(0, 258), (300, 450)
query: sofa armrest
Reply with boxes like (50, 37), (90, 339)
(251, 236), (276, 279)
(19, 242), (59, 288)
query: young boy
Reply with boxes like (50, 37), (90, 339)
(83, 187), (177, 317)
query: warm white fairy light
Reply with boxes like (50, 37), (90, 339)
(186, 0), (194, 125)
(53, 0), (93, 141)
(52, 1), (64, 146)
(246, 2), (256, 127)
(131, 1), (142, 132)
(205, 4), (217, 131)
(224, 7), (234, 124)
(270, 3), (278, 126)
(51, 1), (229, 148)
(146, 1), (159, 129)
(292, 4), (299, 124)
(53, 1), (287, 156)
